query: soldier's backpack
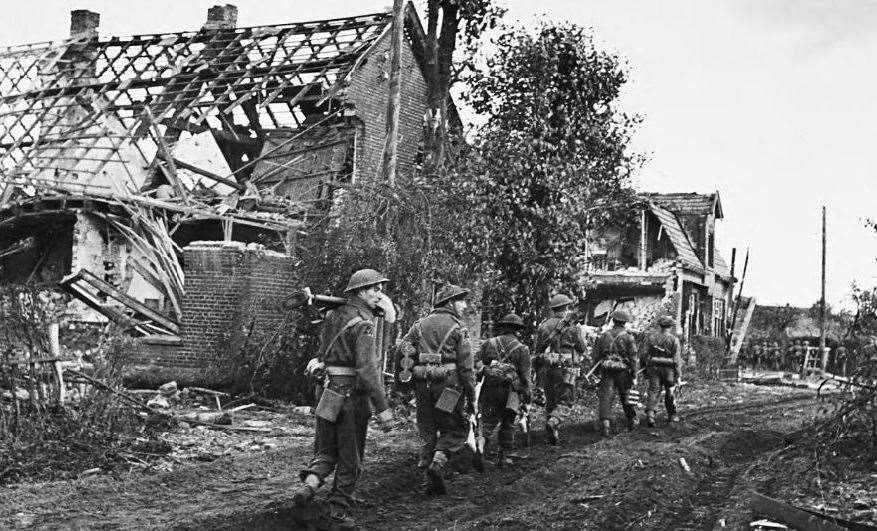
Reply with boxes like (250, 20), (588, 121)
(482, 337), (523, 385)
(601, 332), (631, 372)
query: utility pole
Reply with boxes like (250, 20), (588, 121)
(727, 248), (749, 354)
(820, 205), (828, 370)
(382, 0), (405, 186)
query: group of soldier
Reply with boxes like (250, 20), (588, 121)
(739, 339), (844, 374)
(292, 269), (684, 530)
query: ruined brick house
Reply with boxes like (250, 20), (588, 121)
(583, 192), (750, 345)
(0, 4), (448, 385)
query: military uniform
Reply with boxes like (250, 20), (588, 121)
(476, 325), (531, 457)
(593, 315), (639, 433)
(534, 298), (586, 443)
(300, 296), (389, 511)
(399, 285), (475, 492)
(642, 325), (682, 424)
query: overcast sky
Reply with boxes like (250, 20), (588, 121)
(2, 0), (875, 310)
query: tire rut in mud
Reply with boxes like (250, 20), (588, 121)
(183, 393), (823, 530)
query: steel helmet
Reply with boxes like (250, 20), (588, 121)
(610, 310), (632, 323)
(497, 313), (525, 328)
(657, 315), (675, 328)
(548, 294), (574, 309)
(344, 268), (389, 293)
(435, 284), (469, 306)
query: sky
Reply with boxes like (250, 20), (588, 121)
(1, 0), (875, 310)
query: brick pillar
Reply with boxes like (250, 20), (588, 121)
(173, 241), (296, 386)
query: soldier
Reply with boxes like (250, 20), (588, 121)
(293, 269), (395, 530)
(642, 316), (683, 427)
(534, 294), (586, 445)
(398, 284), (476, 495)
(476, 313), (531, 466)
(593, 310), (639, 437)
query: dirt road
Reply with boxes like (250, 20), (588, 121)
(0, 382), (835, 530)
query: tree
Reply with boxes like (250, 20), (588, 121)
(459, 21), (643, 321)
(420, 0), (505, 174)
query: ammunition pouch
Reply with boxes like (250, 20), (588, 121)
(483, 362), (518, 385)
(412, 362), (457, 382)
(543, 352), (575, 368)
(601, 354), (629, 373)
(418, 352), (444, 365)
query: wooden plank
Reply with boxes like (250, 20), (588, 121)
(67, 268), (179, 333)
(750, 492), (845, 531)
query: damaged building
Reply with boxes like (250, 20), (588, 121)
(0, 4), (444, 385)
(583, 192), (753, 345)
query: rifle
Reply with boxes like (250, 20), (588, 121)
(468, 375), (486, 472)
(517, 403), (532, 447)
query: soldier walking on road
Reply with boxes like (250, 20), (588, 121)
(593, 310), (639, 437)
(476, 313), (532, 467)
(293, 269), (395, 530)
(534, 294), (587, 445)
(398, 285), (476, 495)
(642, 316), (683, 427)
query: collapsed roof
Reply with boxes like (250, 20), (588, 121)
(0, 7), (398, 226)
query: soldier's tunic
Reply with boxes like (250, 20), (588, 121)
(402, 307), (476, 464)
(534, 316), (587, 425)
(593, 326), (639, 422)
(301, 297), (389, 509)
(642, 330), (682, 417)
(476, 334), (531, 451)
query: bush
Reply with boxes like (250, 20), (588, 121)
(689, 334), (726, 378)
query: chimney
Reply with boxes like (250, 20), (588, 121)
(204, 4), (238, 30)
(70, 9), (100, 39)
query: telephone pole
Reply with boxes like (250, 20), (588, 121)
(819, 205), (828, 370)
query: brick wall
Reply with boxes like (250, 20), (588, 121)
(344, 26), (429, 183)
(127, 241), (297, 387)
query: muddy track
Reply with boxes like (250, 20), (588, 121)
(1, 387), (830, 531)
(195, 391), (827, 530)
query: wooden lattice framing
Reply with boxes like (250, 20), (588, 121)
(0, 11), (391, 210)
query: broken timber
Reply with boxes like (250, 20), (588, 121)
(60, 268), (179, 335)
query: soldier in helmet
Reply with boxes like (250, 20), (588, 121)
(642, 315), (683, 427)
(476, 313), (531, 466)
(592, 309), (639, 436)
(293, 269), (395, 530)
(398, 284), (476, 495)
(534, 294), (586, 445)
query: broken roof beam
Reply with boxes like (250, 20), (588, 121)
(172, 158), (245, 191)
(60, 268), (179, 334)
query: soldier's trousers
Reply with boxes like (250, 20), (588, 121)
(645, 366), (677, 417)
(597, 370), (636, 421)
(301, 378), (369, 509)
(479, 383), (516, 451)
(414, 379), (468, 464)
(544, 366), (575, 425)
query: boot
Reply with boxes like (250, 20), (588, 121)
(646, 412), (656, 428)
(496, 449), (513, 468)
(546, 418), (560, 445)
(600, 419), (611, 437)
(426, 451), (448, 495)
(293, 473), (320, 507)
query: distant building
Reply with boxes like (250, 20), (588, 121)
(583, 191), (749, 344)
